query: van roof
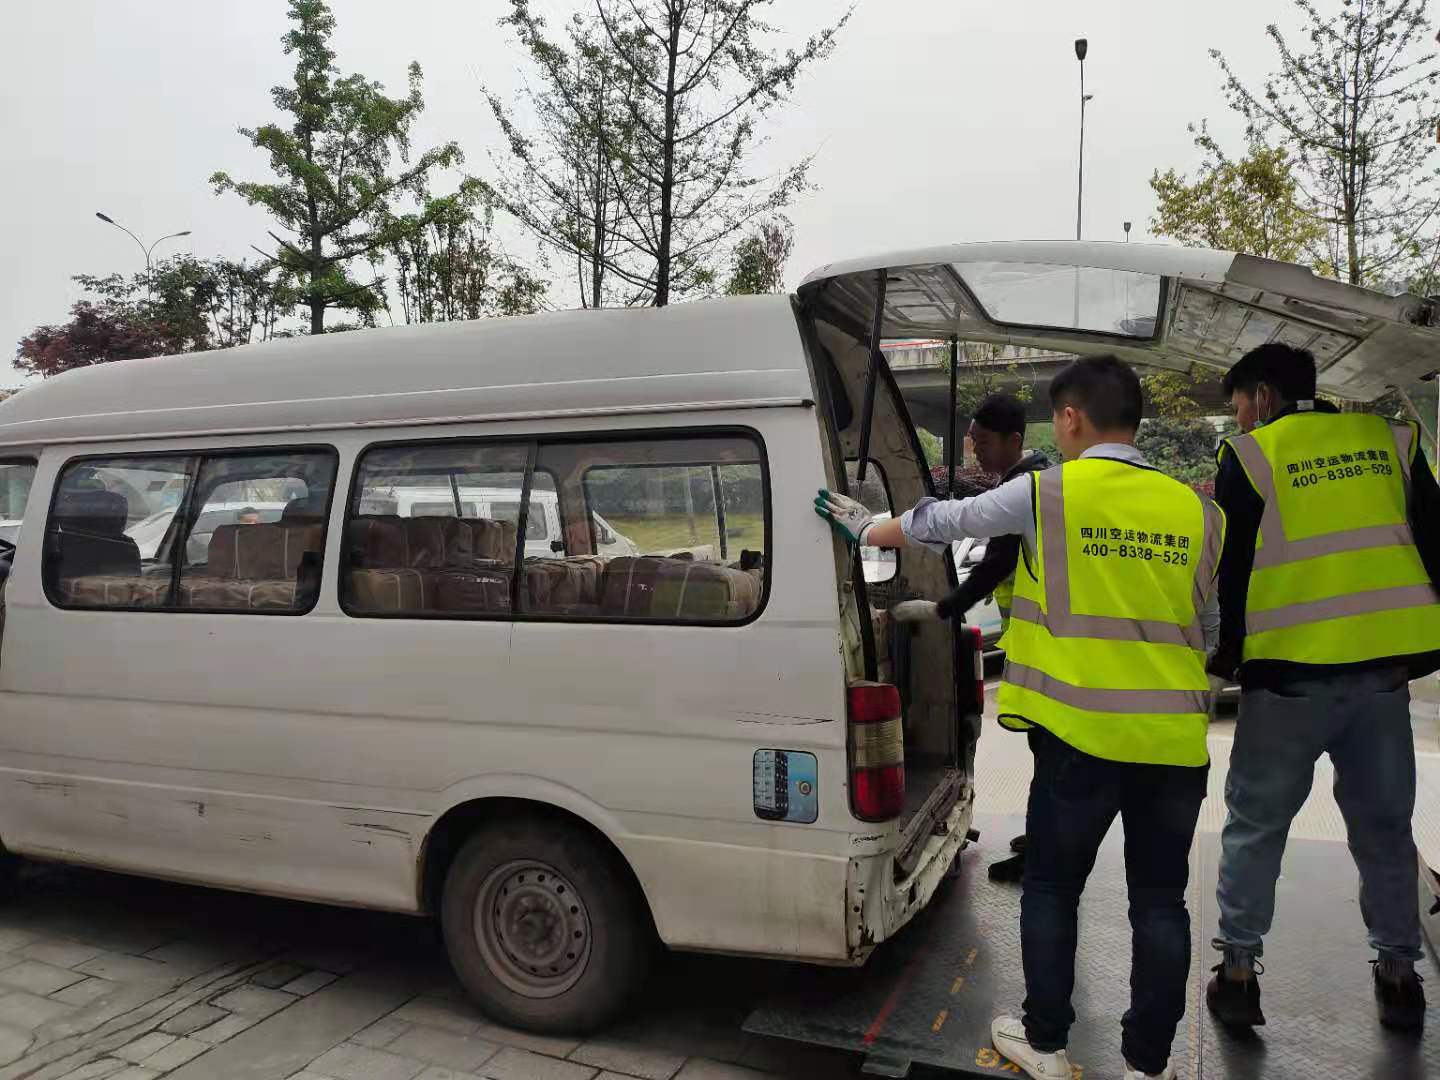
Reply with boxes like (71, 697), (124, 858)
(0, 296), (811, 448)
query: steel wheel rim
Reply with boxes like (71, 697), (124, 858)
(474, 859), (592, 998)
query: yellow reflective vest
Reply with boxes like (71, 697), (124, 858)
(1221, 411), (1440, 667)
(996, 458), (1224, 767)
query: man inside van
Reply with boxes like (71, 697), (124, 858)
(1205, 342), (1435, 1031)
(890, 392), (1050, 884)
(817, 355), (1222, 1080)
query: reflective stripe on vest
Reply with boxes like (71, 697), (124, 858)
(996, 458), (1223, 767)
(1004, 660), (1211, 715)
(1224, 415), (1440, 663)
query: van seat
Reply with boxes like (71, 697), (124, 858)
(56, 573), (170, 608)
(346, 515), (517, 614)
(51, 488), (142, 581)
(599, 556), (762, 620)
(523, 556), (607, 614)
(348, 515), (516, 570)
(207, 522), (322, 581)
(182, 522), (323, 611)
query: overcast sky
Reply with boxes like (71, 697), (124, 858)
(0, 0), (1297, 379)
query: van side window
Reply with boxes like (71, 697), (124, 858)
(177, 451), (336, 612)
(343, 443), (530, 617)
(523, 434), (767, 623)
(45, 449), (336, 614)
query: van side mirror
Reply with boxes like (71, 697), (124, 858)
(550, 540), (565, 553)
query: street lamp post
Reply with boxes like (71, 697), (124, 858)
(1123, 221), (1132, 243)
(94, 212), (191, 273)
(1074, 38), (1092, 241)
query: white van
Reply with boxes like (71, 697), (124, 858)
(0, 241), (1427, 1033)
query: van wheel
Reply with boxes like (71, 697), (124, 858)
(440, 818), (652, 1033)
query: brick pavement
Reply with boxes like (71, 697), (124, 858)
(0, 857), (851, 1080)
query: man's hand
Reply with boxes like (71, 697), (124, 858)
(814, 489), (880, 547)
(891, 600), (941, 624)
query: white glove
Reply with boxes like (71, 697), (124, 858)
(813, 488), (880, 547)
(891, 600), (941, 624)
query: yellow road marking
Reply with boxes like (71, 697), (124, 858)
(950, 975), (966, 995)
(931, 1008), (948, 1033)
(965, 947), (978, 966)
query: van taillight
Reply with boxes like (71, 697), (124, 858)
(849, 682), (905, 822)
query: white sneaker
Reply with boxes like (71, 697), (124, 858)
(1123, 1065), (1176, 1079)
(989, 1016), (1072, 1079)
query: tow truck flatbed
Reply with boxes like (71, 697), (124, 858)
(745, 812), (1439, 1079)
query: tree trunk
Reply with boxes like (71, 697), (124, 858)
(654, 7), (682, 307)
(309, 298), (325, 335)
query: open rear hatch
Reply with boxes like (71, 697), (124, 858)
(801, 240), (1440, 404)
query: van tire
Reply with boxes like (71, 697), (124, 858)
(440, 817), (652, 1034)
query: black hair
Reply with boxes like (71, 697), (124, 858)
(971, 393), (1028, 440)
(1222, 342), (1317, 402)
(1048, 354), (1143, 433)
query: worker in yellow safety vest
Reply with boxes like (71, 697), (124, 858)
(817, 355), (1225, 1080)
(1206, 342), (1435, 1032)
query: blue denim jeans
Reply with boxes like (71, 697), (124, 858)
(1215, 667), (1422, 962)
(1021, 728), (1208, 1076)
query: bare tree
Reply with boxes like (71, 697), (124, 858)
(590, 0), (850, 306)
(1211, 0), (1440, 286)
(488, 5), (653, 307)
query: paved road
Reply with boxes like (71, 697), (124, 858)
(0, 681), (1431, 1080)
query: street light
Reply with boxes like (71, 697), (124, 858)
(1074, 38), (1093, 241)
(1123, 221), (1132, 243)
(94, 212), (191, 272)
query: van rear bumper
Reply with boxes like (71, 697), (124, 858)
(847, 783), (974, 961)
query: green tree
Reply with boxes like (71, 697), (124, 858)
(382, 180), (547, 323)
(210, 0), (465, 333)
(1136, 417), (1224, 485)
(14, 256), (299, 376)
(1211, 0), (1440, 286)
(1150, 134), (1325, 262)
(725, 220), (794, 295)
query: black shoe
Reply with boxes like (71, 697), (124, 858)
(1206, 951), (1265, 1028)
(988, 852), (1025, 883)
(1374, 958), (1426, 1030)
(1009, 834), (1027, 854)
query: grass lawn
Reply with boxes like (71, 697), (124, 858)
(603, 511), (765, 554)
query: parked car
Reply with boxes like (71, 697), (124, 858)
(952, 537), (1005, 653)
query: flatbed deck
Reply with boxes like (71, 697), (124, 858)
(745, 813), (1439, 1079)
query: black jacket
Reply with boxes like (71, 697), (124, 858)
(1208, 402), (1440, 688)
(935, 451), (1051, 621)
